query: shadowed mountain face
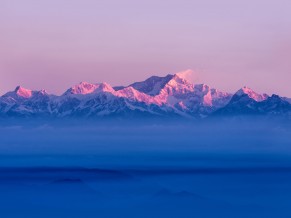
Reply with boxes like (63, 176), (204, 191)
(214, 92), (291, 118)
(0, 73), (290, 119)
(128, 74), (174, 96)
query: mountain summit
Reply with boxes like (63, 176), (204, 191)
(235, 86), (268, 102)
(0, 73), (290, 119)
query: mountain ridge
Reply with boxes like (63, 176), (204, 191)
(1, 73), (290, 119)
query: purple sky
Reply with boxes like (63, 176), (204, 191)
(1, 0), (291, 96)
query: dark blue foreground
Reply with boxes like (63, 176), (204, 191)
(0, 165), (291, 218)
(0, 120), (291, 217)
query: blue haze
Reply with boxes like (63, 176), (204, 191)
(0, 119), (291, 217)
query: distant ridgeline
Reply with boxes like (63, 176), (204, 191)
(1, 74), (291, 120)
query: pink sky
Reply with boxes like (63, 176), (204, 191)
(1, 0), (291, 96)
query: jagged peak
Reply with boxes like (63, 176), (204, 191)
(235, 86), (268, 102)
(97, 82), (115, 93)
(162, 74), (194, 95)
(127, 71), (194, 97)
(0, 73), (290, 119)
(194, 84), (211, 92)
(65, 82), (96, 95)
(129, 74), (174, 96)
(145, 74), (174, 81)
(64, 82), (114, 95)
(2, 86), (49, 99)
(14, 86), (33, 98)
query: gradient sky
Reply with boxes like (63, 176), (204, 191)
(1, 0), (291, 96)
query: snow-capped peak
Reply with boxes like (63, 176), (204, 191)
(126, 72), (194, 97)
(64, 82), (98, 95)
(160, 74), (194, 96)
(236, 86), (268, 102)
(0, 72), (290, 119)
(128, 74), (174, 96)
(64, 82), (115, 95)
(96, 82), (115, 93)
(15, 86), (33, 98)
(1, 86), (50, 101)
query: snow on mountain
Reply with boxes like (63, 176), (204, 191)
(210, 88), (232, 108)
(214, 88), (291, 117)
(56, 82), (165, 118)
(235, 86), (268, 102)
(1, 86), (50, 111)
(129, 74), (174, 96)
(3, 86), (33, 100)
(257, 95), (291, 115)
(64, 82), (97, 95)
(15, 86), (33, 98)
(158, 74), (194, 97)
(64, 82), (115, 95)
(115, 86), (158, 105)
(211, 86), (272, 116)
(150, 74), (232, 116)
(0, 74), (234, 118)
(0, 73), (290, 119)
(125, 73), (232, 111)
(0, 86), (52, 117)
(2, 86), (49, 100)
(57, 90), (177, 118)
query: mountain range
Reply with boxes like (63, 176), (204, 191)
(1, 73), (290, 120)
